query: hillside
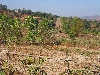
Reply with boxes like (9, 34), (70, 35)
(80, 15), (100, 21)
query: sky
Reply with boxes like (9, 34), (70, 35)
(0, 0), (100, 17)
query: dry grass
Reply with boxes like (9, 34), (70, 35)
(0, 33), (100, 75)
(0, 43), (100, 75)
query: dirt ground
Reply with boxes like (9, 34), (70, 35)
(0, 44), (100, 75)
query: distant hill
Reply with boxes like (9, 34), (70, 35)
(80, 15), (100, 21)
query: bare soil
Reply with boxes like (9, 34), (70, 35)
(0, 44), (100, 75)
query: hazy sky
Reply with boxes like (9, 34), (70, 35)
(0, 0), (100, 17)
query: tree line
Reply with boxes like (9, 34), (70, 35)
(0, 4), (59, 22)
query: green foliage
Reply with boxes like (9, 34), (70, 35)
(0, 14), (10, 44)
(82, 20), (100, 34)
(25, 16), (39, 43)
(0, 72), (6, 75)
(0, 14), (23, 45)
(61, 17), (84, 40)
(0, 4), (7, 11)
(0, 14), (56, 46)
(10, 19), (23, 44)
(27, 66), (47, 75)
(27, 66), (40, 75)
(38, 18), (55, 45)
(21, 56), (46, 75)
(0, 59), (15, 75)
(21, 56), (33, 65)
(25, 16), (55, 45)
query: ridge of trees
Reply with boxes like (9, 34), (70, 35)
(0, 4), (59, 22)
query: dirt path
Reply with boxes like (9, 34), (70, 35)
(55, 18), (62, 28)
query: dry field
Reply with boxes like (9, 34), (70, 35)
(0, 34), (100, 75)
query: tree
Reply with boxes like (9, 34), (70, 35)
(22, 8), (26, 15)
(11, 19), (23, 44)
(0, 14), (23, 45)
(25, 16), (55, 45)
(18, 9), (21, 13)
(25, 16), (39, 44)
(0, 4), (7, 11)
(83, 19), (90, 29)
(26, 9), (32, 15)
(38, 18), (55, 45)
(61, 16), (84, 40)
(0, 14), (9, 44)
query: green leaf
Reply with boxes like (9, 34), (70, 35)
(0, 72), (6, 75)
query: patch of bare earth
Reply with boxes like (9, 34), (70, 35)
(0, 44), (100, 75)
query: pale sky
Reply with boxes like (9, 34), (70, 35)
(0, 0), (100, 17)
